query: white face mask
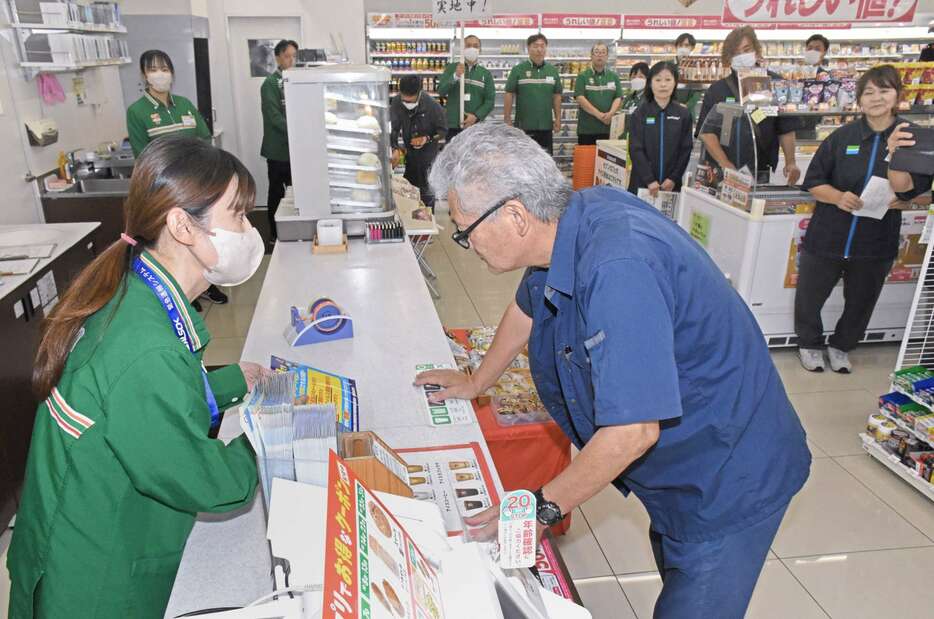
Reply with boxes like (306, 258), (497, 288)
(676, 47), (692, 58)
(202, 227), (265, 286)
(402, 100), (418, 110)
(731, 52), (757, 70)
(630, 77), (646, 91)
(803, 49), (823, 66)
(147, 71), (173, 93)
(463, 47), (480, 63)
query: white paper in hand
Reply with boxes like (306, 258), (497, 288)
(857, 175), (896, 220)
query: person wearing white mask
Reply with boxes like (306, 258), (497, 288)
(674, 32), (696, 59)
(126, 50), (227, 310)
(805, 33), (831, 77)
(621, 62), (650, 111)
(674, 33), (704, 121)
(697, 26), (802, 186)
(390, 75), (447, 207)
(6, 136), (269, 619)
(438, 35), (495, 141)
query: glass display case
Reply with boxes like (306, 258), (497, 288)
(278, 64), (394, 240)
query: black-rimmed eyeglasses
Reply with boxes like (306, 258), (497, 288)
(451, 196), (516, 250)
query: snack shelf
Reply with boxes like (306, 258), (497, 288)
(860, 433), (934, 502)
(370, 52), (450, 58)
(891, 384), (934, 413)
(877, 404), (934, 445)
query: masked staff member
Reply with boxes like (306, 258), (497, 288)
(261, 39), (298, 244)
(7, 136), (269, 619)
(416, 123), (810, 619)
(804, 34), (831, 77)
(504, 33), (563, 154)
(795, 66), (933, 373)
(126, 49), (228, 309)
(674, 33), (703, 122)
(574, 42), (623, 146)
(438, 35), (495, 142)
(620, 62), (649, 111)
(697, 26), (802, 186)
(629, 62), (694, 196)
(390, 75), (447, 208)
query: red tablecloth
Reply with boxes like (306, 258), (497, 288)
(449, 329), (573, 535)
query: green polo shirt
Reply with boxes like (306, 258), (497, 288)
(504, 60), (563, 131)
(126, 90), (211, 157)
(261, 69), (290, 161)
(438, 61), (496, 129)
(574, 66), (623, 136)
(6, 251), (257, 618)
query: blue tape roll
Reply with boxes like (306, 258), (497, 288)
(309, 298), (344, 334)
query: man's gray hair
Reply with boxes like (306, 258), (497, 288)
(591, 42), (609, 54)
(428, 123), (572, 223)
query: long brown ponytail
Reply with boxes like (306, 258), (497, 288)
(33, 135), (255, 399)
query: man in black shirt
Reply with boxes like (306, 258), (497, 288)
(390, 75), (447, 207)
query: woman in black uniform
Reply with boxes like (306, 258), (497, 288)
(621, 62), (649, 111)
(795, 65), (933, 373)
(697, 26), (801, 186)
(629, 61), (694, 197)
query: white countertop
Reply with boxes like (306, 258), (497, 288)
(166, 238), (501, 618)
(0, 222), (99, 302)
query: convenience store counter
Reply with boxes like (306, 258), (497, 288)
(165, 239), (506, 617)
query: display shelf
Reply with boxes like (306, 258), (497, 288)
(324, 94), (388, 108)
(860, 433), (934, 502)
(19, 57), (131, 72)
(890, 383), (934, 413)
(392, 70), (443, 75)
(878, 405), (934, 446)
(10, 22), (127, 34)
(370, 52), (449, 58)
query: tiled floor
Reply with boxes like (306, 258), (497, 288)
(3, 216), (933, 619)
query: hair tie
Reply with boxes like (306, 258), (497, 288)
(120, 233), (138, 247)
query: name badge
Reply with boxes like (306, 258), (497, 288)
(182, 114), (196, 127)
(464, 93), (471, 102)
(845, 145), (859, 155)
(150, 113), (162, 125)
(726, 96), (736, 103)
(646, 117), (656, 125)
(544, 76), (554, 84)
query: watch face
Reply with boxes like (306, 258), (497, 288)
(537, 503), (561, 525)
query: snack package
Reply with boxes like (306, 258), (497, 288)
(804, 80), (825, 108)
(772, 80), (789, 105)
(821, 81), (840, 107)
(788, 81), (805, 106)
(838, 79), (857, 108)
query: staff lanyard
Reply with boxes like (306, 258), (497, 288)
(843, 132), (881, 260)
(132, 256), (220, 430)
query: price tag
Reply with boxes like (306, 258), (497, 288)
(498, 490), (537, 569)
(760, 105), (779, 117)
(750, 108), (767, 125)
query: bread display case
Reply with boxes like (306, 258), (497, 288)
(277, 64), (395, 240)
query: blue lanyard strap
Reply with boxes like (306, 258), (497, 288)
(132, 256), (220, 430)
(843, 132), (881, 259)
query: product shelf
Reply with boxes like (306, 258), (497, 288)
(860, 433), (934, 502)
(370, 52), (450, 58)
(877, 404), (934, 445)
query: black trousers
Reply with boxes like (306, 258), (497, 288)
(794, 249), (893, 352)
(404, 151), (437, 208)
(524, 129), (553, 155)
(578, 133), (609, 145)
(266, 159), (292, 240)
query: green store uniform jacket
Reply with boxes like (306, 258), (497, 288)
(126, 90), (211, 158)
(504, 60), (563, 131)
(6, 251), (258, 619)
(437, 61), (495, 130)
(261, 69), (290, 162)
(573, 66), (623, 136)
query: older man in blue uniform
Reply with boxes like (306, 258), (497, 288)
(416, 123), (811, 618)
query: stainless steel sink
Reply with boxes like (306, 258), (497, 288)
(78, 178), (131, 194)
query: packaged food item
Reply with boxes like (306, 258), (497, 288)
(357, 152), (380, 167)
(356, 114), (380, 131)
(788, 81), (804, 106)
(772, 80), (789, 105)
(892, 366), (934, 393)
(889, 429), (910, 454)
(875, 420), (897, 443)
(821, 81), (840, 107)
(867, 412), (887, 436)
(804, 80), (824, 108)
(491, 393), (551, 427)
(324, 111), (338, 125)
(356, 169), (379, 184)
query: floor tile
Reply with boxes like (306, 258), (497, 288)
(772, 344), (897, 396)
(574, 576), (636, 619)
(579, 485), (657, 575)
(204, 303), (257, 339)
(789, 389), (880, 457)
(618, 561), (828, 619)
(772, 458), (931, 558)
(204, 337), (246, 367)
(835, 454), (934, 542)
(553, 509), (613, 579)
(807, 439), (830, 458)
(786, 547), (934, 619)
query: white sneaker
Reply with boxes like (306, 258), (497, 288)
(827, 347), (852, 374)
(798, 348), (825, 372)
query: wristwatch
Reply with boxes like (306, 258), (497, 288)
(533, 488), (565, 526)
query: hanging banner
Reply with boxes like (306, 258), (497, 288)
(622, 14), (852, 30)
(722, 0), (918, 25)
(367, 13), (440, 28)
(433, 0), (494, 24)
(462, 14), (538, 28)
(541, 13), (622, 29)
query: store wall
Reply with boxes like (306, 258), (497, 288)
(0, 13), (129, 224)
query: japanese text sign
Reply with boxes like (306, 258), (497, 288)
(723, 0), (918, 24)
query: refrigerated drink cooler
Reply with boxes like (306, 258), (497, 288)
(276, 64), (395, 240)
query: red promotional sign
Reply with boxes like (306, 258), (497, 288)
(367, 13), (440, 28)
(722, 0), (918, 24)
(622, 14), (852, 30)
(462, 14), (539, 28)
(541, 13), (622, 28)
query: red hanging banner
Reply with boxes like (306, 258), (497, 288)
(722, 0), (918, 25)
(541, 13), (622, 29)
(462, 14), (539, 28)
(622, 13), (853, 30)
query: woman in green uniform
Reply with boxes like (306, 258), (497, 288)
(126, 49), (228, 308)
(7, 136), (268, 618)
